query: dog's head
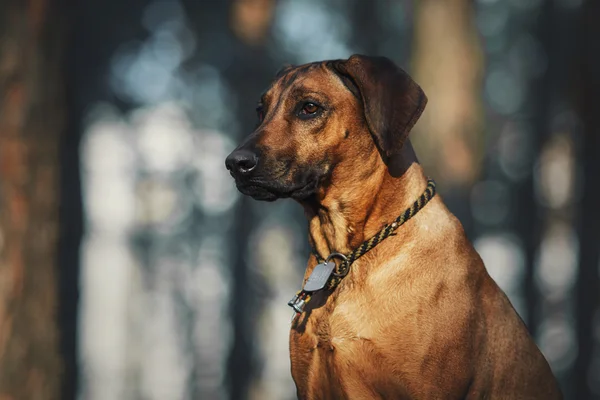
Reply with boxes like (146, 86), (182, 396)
(225, 54), (427, 202)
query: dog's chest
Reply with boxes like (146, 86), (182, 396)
(289, 294), (402, 399)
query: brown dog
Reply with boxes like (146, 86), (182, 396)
(225, 55), (562, 399)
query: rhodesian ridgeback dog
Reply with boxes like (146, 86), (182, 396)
(225, 54), (562, 399)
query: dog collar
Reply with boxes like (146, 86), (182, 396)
(288, 178), (437, 314)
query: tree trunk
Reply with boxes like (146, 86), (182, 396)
(574, 0), (600, 398)
(410, 0), (484, 187)
(0, 0), (67, 398)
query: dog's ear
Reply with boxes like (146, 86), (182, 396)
(330, 54), (427, 159)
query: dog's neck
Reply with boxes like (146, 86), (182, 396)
(302, 141), (428, 258)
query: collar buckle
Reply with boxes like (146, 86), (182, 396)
(327, 252), (350, 278)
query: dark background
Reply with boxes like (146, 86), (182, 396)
(0, 0), (598, 399)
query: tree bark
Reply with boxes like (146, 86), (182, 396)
(0, 0), (67, 398)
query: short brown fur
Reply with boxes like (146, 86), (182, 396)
(226, 55), (562, 399)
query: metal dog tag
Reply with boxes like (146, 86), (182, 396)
(302, 261), (335, 292)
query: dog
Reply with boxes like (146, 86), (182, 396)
(225, 54), (562, 399)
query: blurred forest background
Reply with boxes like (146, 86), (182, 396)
(0, 0), (599, 399)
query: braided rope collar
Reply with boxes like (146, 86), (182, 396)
(288, 178), (437, 314)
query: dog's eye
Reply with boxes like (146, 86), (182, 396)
(296, 101), (323, 120)
(301, 102), (319, 115)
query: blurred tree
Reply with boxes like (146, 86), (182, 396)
(0, 0), (68, 398)
(410, 0), (483, 236)
(574, 0), (600, 398)
(231, 0), (275, 46)
(182, 1), (280, 397)
(515, 0), (553, 338)
(411, 0), (484, 187)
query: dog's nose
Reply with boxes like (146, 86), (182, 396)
(225, 149), (259, 176)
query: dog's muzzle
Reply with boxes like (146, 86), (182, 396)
(225, 148), (259, 179)
(226, 147), (323, 202)
(225, 147), (280, 201)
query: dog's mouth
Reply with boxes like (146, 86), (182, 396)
(233, 176), (320, 202)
